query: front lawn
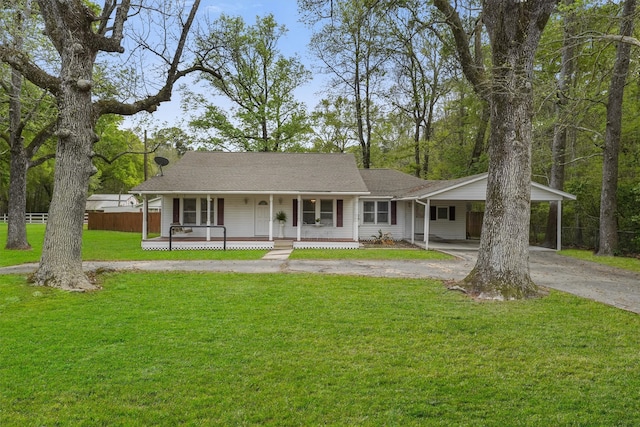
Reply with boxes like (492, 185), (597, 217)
(0, 224), (450, 267)
(0, 272), (638, 425)
(0, 224), (267, 267)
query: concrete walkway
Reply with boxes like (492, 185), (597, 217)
(261, 249), (293, 260)
(1, 250), (639, 314)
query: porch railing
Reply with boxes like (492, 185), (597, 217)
(169, 224), (227, 251)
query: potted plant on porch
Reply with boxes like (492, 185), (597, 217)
(276, 211), (287, 238)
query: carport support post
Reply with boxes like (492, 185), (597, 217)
(424, 199), (430, 250)
(557, 200), (562, 251)
(411, 201), (415, 245)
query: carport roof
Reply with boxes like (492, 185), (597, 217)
(362, 170), (576, 201)
(360, 170), (489, 199)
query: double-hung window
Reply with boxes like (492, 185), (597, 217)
(319, 200), (333, 225)
(200, 198), (214, 225)
(302, 199), (316, 224)
(363, 201), (376, 223)
(363, 201), (390, 224)
(302, 199), (334, 225)
(183, 198), (197, 224)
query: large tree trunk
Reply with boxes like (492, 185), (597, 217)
(5, 5), (30, 250)
(597, 0), (636, 256)
(461, 0), (557, 300)
(32, 2), (99, 290)
(6, 144), (31, 250)
(1, 0), (198, 290)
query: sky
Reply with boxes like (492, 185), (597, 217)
(128, 0), (322, 131)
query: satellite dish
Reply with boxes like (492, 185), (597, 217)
(153, 156), (169, 176)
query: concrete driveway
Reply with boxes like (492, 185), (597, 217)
(1, 249), (639, 314)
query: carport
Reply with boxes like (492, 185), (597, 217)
(398, 174), (576, 251)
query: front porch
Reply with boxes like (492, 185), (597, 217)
(142, 236), (361, 251)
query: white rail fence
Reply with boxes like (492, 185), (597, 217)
(0, 213), (89, 224)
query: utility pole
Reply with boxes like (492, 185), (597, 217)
(143, 129), (148, 181)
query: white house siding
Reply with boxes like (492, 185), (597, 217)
(428, 178), (568, 202)
(160, 194), (356, 240)
(160, 195), (174, 237)
(428, 179), (487, 201)
(296, 196), (356, 241)
(358, 199), (406, 241)
(362, 200), (467, 241)
(159, 195), (253, 238)
(427, 201), (467, 240)
(531, 185), (563, 201)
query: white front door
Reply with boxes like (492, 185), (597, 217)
(255, 200), (270, 236)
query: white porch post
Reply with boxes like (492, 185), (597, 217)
(411, 201), (415, 245)
(556, 200), (562, 251)
(425, 199), (430, 250)
(297, 195), (302, 241)
(142, 195), (148, 240)
(269, 194), (274, 241)
(353, 196), (359, 241)
(206, 194), (211, 241)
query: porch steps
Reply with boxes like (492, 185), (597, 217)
(273, 240), (294, 249)
(262, 240), (294, 260)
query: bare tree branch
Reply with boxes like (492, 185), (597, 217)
(25, 120), (57, 158)
(0, 46), (61, 95)
(598, 34), (640, 48)
(29, 152), (56, 168)
(93, 0), (201, 117)
(432, 0), (488, 99)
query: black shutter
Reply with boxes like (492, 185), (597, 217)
(336, 199), (343, 227)
(449, 206), (456, 221)
(172, 198), (180, 223)
(430, 206), (436, 221)
(293, 199), (298, 227)
(217, 198), (224, 225)
(390, 201), (397, 225)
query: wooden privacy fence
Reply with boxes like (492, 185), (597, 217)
(466, 211), (483, 238)
(88, 212), (160, 233)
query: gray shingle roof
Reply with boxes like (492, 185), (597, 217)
(400, 173), (488, 199)
(131, 151), (370, 194)
(359, 169), (487, 199)
(358, 169), (429, 197)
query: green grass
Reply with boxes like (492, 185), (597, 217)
(0, 224), (268, 267)
(1, 224), (452, 267)
(1, 272), (639, 425)
(289, 248), (452, 260)
(560, 249), (640, 272)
